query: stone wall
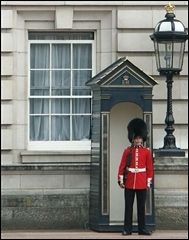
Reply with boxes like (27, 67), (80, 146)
(2, 193), (89, 230)
(1, 164), (90, 230)
(154, 156), (188, 229)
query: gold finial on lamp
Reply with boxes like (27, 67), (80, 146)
(164, 2), (175, 13)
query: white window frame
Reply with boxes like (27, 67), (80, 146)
(28, 38), (95, 151)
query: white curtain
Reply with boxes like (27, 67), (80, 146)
(30, 43), (92, 141)
(72, 98), (91, 140)
(30, 44), (49, 140)
(51, 99), (70, 140)
(72, 44), (92, 140)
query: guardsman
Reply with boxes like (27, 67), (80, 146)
(118, 118), (153, 236)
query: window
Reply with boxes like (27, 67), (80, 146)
(28, 32), (95, 150)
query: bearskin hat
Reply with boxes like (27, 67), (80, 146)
(127, 118), (148, 143)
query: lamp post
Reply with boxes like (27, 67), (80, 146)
(150, 3), (188, 156)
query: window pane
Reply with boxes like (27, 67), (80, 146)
(51, 99), (70, 114)
(52, 70), (71, 96)
(72, 116), (91, 140)
(30, 116), (49, 140)
(52, 44), (71, 69)
(72, 70), (91, 95)
(29, 37), (93, 143)
(73, 44), (92, 69)
(51, 116), (70, 140)
(158, 41), (173, 69)
(173, 42), (185, 69)
(30, 44), (50, 69)
(30, 70), (50, 96)
(30, 99), (49, 114)
(72, 99), (91, 114)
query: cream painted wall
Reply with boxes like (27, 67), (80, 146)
(1, 1), (188, 162)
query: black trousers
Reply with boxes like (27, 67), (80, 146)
(124, 188), (147, 232)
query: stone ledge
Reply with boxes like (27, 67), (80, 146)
(20, 150), (91, 163)
(154, 157), (188, 172)
(154, 157), (188, 163)
(1, 163), (91, 172)
(1, 189), (89, 196)
(154, 190), (188, 207)
(1, 1), (188, 6)
(20, 150), (91, 156)
(154, 164), (188, 171)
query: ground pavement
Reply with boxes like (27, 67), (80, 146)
(1, 230), (188, 239)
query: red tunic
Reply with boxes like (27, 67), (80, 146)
(118, 145), (153, 189)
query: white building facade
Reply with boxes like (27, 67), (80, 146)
(1, 1), (188, 230)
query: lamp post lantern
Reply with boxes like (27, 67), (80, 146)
(150, 3), (188, 156)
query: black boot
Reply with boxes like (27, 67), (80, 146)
(122, 230), (132, 235)
(138, 229), (152, 235)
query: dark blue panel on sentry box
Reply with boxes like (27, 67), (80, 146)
(101, 88), (152, 112)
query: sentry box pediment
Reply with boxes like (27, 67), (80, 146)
(86, 57), (158, 112)
(86, 57), (157, 88)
